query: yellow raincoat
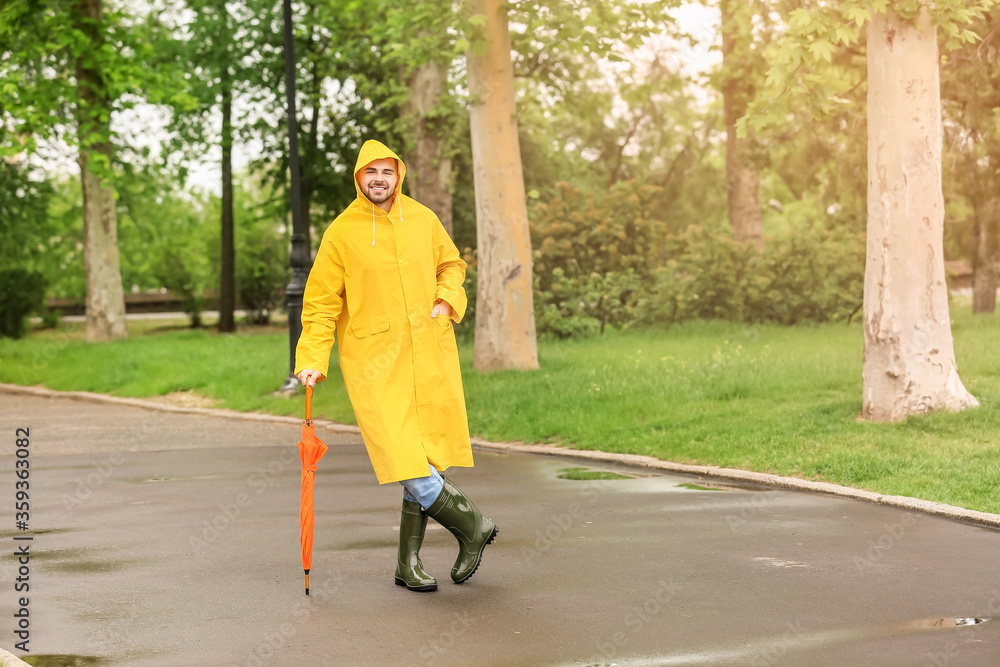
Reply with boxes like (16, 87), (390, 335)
(294, 140), (473, 483)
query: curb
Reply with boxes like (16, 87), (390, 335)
(0, 383), (361, 435)
(0, 648), (30, 667)
(4, 382), (1000, 529)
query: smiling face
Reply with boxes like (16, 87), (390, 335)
(357, 158), (399, 211)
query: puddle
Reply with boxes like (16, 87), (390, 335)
(45, 559), (125, 574)
(899, 617), (989, 630)
(134, 475), (225, 483)
(675, 478), (770, 492)
(557, 467), (634, 481)
(23, 655), (105, 667)
(560, 616), (992, 666)
(676, 483), (726, 491)
(0, 528), (71, 539)
(25, 548), (127, 574)
(753, 556), (811, 569)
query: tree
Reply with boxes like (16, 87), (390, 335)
(940, 8), (1000, 314)
(72, 0), (131, 341)
(239, 0), (407, 253)
(1, 0), (186, 341)
(384, 1), (465, 237)
(720, 0), (763, 246)
(465, 0), (539, 371)
(401, 53), (456, 237)
(743, 0), (992, 422)
(863, 6), (978, 421)
(156, 0), (261, 332)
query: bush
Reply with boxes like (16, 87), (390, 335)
(39, 308), (62, 330)
(153, 242), (211, 328)
(531, 180), (669, 286)
(638, 225), (758, 325)
(0, 270), (48, 339)
(529, 181), (669, 337)
(237, 217), (289, 326)
(529, 182), (864, 335)
(458, 247), (478, 340)
(750, 227), (865, 325)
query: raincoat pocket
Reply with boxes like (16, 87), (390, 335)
(351, 311), (390, 338)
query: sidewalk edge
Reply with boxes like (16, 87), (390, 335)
(0, 382), (361, 435)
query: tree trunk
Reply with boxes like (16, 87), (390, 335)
(466, 0), (539, 372)
(74, 0), (127, 342)
(219, 55), (236, 333)
(972, 195), (998, 314)
(863, 8), (978, 422)
(404, 57), (454, 237)
(721, 0), (763, 247)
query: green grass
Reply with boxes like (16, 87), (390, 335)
(2, 312), (999, 513)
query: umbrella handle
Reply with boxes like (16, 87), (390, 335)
(305, 385), (313, 422)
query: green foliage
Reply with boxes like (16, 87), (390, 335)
(640, 224), (865, 326)
(236, 214), (289, 326)
(152, 229), (213, 328)
(641, 226), (758, 324)
(0, 161), (55, 274)
(459, 246), (478, 336)
(535, 268), (643, 339)
(528, 182), (865, 336)
(38, 179), (86, 300)
(531, 182), (670, 281)
(116, 164), (215, 327)
(0, 0), (192, 175)
(940, 8), (1000, 285)
(529, 181), (667, 337)
(0, 269), (47, 339)
(742, 0), (996, 136)
(508, 0), (679, 92)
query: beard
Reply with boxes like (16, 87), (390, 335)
(364, 182), (393, 204)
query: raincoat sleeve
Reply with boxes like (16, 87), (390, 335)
(432, 218), (468, 323)
(295, 234), (346, 378)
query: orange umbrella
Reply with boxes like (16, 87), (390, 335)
(298, 385), (328, 595)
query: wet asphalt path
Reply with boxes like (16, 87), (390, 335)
(1, 391), (998, 666)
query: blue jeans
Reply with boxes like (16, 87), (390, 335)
(400, 465), (444, 510)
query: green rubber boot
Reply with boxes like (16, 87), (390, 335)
(425, 477), (498, 584)
(394, 499), (437, 592)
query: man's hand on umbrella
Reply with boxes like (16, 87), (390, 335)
(431, 301), (452, 320)
(297, 369), (324, 387)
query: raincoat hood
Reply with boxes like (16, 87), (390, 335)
(354, 139), (406, 204)
(354, 139), (407, 246)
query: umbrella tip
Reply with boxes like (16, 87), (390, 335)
(305, 570), (310, 595)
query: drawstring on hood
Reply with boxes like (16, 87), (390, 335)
(353, 139), (407, 248)
(370, 197), (405, 247)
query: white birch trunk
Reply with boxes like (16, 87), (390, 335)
(863, 8), (977, 421)
(466, 0), (539, 371)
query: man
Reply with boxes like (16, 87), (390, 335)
(295, 139), (497, 592)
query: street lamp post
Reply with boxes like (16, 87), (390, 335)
(279, 0), (309, 392)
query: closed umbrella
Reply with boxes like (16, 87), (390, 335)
(298, 385), (328, 595)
